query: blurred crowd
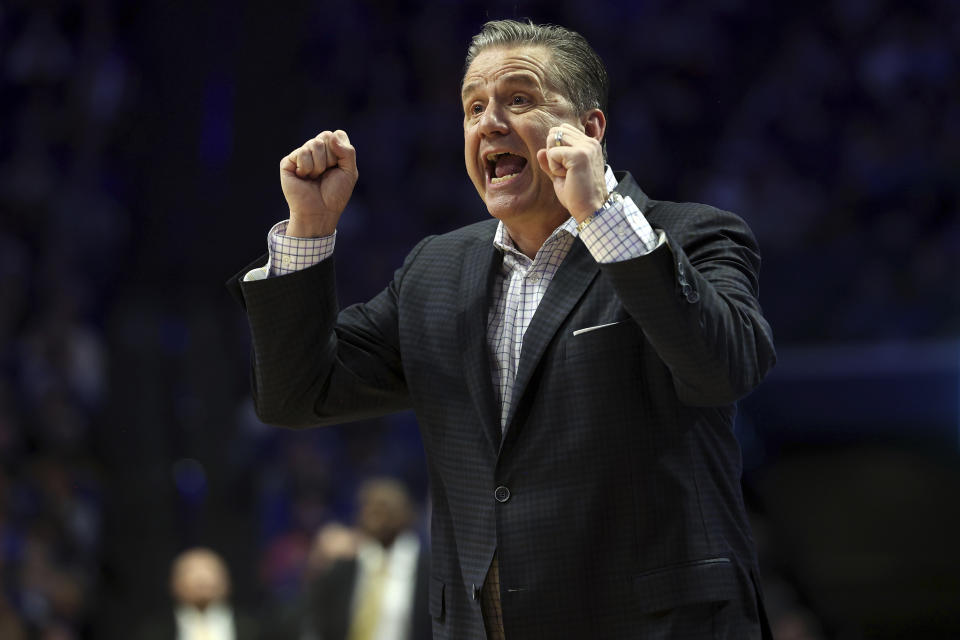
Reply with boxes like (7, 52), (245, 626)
(1, 0), (121, 635)
(0, 0), (957, 637)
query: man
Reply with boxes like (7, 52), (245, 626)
(230, 20), (775, 639)
(137, 547), (260, 640)
(304, 479), (431, 640)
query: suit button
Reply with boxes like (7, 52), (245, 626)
(494, 485), (511, 503)
(472, 583), (480, 601)
(686, 289), (700, 303)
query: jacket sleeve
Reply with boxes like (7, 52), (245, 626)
(231, 236), (433, 427)
(601, 203), (776, 406)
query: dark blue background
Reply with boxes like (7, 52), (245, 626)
(1, 0), (957, 637)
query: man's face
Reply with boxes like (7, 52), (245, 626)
(462, 46), (582, 225)
(171, 550), (229, 609)
(358, 484), (411, 547)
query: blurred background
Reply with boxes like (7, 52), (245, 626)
(0, 0), (958, 638)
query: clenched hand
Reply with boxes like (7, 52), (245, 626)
(279, 130), (358, 237)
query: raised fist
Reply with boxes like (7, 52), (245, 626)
(279, 130), (358, 237)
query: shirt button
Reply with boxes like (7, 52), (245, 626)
(472, 584), (480, 601)
(528, 273), (540, 282)
(281, 255), (292, 265)
(494, 485), (511, 503)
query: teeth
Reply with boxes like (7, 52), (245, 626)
(491, 172), (519, 184)
(486, 152), (508, 162)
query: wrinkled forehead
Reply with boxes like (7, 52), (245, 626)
(461, 45), (560, 98)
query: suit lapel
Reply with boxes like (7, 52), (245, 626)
(460, 172), (645, 454)
(501, 173), (644, 444)
(503, 238), (599, 439)
(457, 234), (504, 456)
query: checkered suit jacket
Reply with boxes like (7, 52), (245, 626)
(229, 172), (776, 639)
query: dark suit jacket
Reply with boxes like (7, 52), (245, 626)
(306, 545), (431, 640)
(230, 172), (776, 639)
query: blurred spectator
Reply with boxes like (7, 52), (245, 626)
(0, 591), (26, 640)
(137, 547), (261, 640)
(301, 478), (430, 640)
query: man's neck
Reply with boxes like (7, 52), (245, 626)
(502, 210), (569, 259)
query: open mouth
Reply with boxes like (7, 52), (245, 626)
(486, 152), (528, 185)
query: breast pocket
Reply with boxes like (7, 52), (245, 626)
(564, 318), (642, 364)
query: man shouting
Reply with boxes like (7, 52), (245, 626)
(230, 19), (776, 640)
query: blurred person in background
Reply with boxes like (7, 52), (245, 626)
(0, 589), (25, 640)
(137, 547), (260, 640)
(301, 478), (430, 640)
(231, 19), (775, 640)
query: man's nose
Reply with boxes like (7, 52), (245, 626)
(478, 103), (509, 137)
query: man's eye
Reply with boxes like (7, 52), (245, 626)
(512, 95), (528, 105)
(470, 103), (483, 115)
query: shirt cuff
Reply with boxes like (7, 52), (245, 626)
(578, 195), (663, 263)
(244, 220), (336, 281)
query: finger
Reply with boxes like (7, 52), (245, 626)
(536, 148), (550, 174)
(545, 124), (567, 150)
(329, 130), (358, 176)
(280, 153), (298, 173)
(306, 138), (328, 178)
(314, 132), (340, 170)
(548, 149), (568, 176)
(282, 133), (323, 174)
(555, 122), (589, 148)
(546, 126), (563, 150)
(536, 147), (567, 177)
(543, 146), (570, 177)
(295, 146), (314, 177)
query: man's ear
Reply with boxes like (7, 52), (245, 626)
(581, 108), (606, 144)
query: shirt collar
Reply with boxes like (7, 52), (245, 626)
(175, 602), (232, 623)
(493, 165), (618, 254)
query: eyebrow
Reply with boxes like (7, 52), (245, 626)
(460, 81), (482, 101)
(460, 72), (542, 102)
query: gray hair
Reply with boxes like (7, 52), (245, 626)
(463, 20), (609, 117)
